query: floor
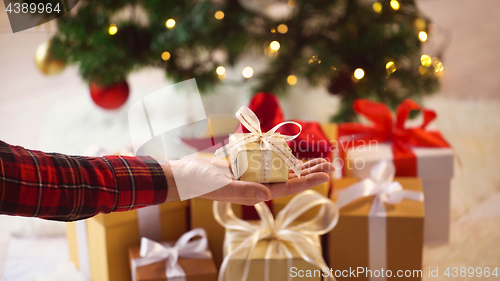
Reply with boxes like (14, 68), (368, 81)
(1, 0), (500, 280)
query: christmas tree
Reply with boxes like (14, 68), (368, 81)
(41, 0), (441, 121)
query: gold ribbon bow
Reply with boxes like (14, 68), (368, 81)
(214, 190), (339, 281)
(212, 106), (303, 182)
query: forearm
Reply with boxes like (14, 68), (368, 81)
(0, 141), (168, 221)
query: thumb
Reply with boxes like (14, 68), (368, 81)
(225, 180), (272, 204)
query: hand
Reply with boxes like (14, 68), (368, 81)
(162, 157), (334, 206)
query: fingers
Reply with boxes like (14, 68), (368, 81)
(202, 180), (271, 206)
(265, 172), (330, 199)
(290, 158), (334, 178)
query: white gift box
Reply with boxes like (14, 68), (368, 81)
(346, 143), (454, 245)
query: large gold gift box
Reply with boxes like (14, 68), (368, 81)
(191, 182), (329, 268)
(327, 177), (424, 280)
(128, 241), (218, 281)
(229, 133), (290, 183)
(66, 201), (189, 281)
(223, 235), (321, 281)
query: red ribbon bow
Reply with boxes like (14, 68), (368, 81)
(338, 99), (450, 177)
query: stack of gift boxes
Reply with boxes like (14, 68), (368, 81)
(66, 97), (454, 281)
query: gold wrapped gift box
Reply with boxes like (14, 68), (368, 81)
(223, 235), (322, 281)
(327, 177), (424, 281)
(191, 181), (329, 268)
(66, 201), (189, 281)
(229, 133), (290, 183)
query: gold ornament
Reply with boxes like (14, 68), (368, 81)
(35, 41), (65, 75)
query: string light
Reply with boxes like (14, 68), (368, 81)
(166, 19), (176, 29)
(161, 51), (171, 61)
(287, 75), (297, 85)
(373, 2), (382, 13)
(420, 54), (432, 67)
(287, 0), (296, 8)
(108, 24), (118, 35)
(215, 11), (224, 20)
(309, 56), (319, 64)
(386, 61), (396, 73)
(418, 31), (428, 42)
(354, 68), (365, 80)
(242, 67), (253, 78)
(270, 41), (280, 51)
(218, 73), (226, 80)
(216, 66), (225, 75)
(277, 24), (288, 34)
(433, 58), (444, 77)
(390, 0), (400, 10)
(271, 28), (276, 33)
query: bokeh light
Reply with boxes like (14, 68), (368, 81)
(373, 2), (382, 13)
(287, 75), (297, 85)
(166, 19), (176, 29)
(418, 31), (428, 42)
(354, 68), (365, 80)
(242, 67), (253, 78)
(433, 58), (444, 77)
(161, 51), (171, 61)
(386, 61), (397, 73)
(421, 54), (432, 67)
(215, 11), (224, 20)
(270, 41), (280, 51)
(216, 66), (225, 75)
(108, 24), (118, 35)
(277, 24), (288, 34)
(390, 0), (400, 10)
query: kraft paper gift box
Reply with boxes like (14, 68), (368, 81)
(344, 144), (452, 245)
(190, 181), (329, 268)
(66, 201), (189, 281)
(340, 99), (453, 245)
(128, 228), (217, 281)
(328, 161), (424, 281)
(216, 190), (339, 281)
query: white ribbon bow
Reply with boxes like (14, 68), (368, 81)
(214, 190), (339, 281)
(212, 106), (303, 181)
(336, 160), (424, 216)
(336, 160), (424, 281)
(131, 228), (212, 281)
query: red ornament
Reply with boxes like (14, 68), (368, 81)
(90, 80), (130, 110)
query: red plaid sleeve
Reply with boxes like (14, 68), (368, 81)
(0, 140), (168, 221)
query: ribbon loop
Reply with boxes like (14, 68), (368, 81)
(131, 228), (212, 281)
(212, 106), (303, 181)
(214, 190), (339, 281)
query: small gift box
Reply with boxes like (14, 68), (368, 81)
(327, 160), (424, 281)
(338, 99), (453, 244)
(129, 228), (217, 281)
(215, 190), (339, 281)
(212, 106), (303, 183)
(66, 201), (189, 281)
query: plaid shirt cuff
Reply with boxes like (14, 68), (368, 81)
(104, 155), (168, 212)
